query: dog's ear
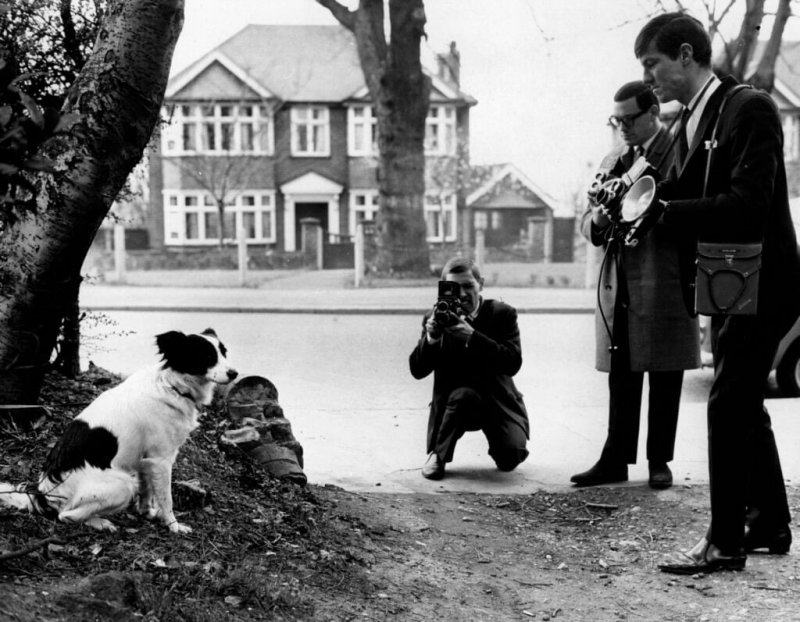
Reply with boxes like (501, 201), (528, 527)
(201, 328), (218, 338)
(156, 331), (188, 360)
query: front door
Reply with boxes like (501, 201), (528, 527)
(295, 202), (328, 251)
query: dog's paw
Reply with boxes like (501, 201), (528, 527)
(168, 521), (192, 534)
(85, 517), (118, 532)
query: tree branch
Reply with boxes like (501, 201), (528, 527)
(316, 0), (356, 30)
(0, 535), (73, 563)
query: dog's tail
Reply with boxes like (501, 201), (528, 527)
(0, 482), (58, 519)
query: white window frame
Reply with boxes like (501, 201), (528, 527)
(783, 112), (800, 163)
(291, 105), (330, 157)
(347, 105), (378, 156)
(162, 103), (274, 156)
(163, 190), (277, 245)
(424, 193), (457, 242)
(348, 190), (380, 235)
(425, 104), (456, 156)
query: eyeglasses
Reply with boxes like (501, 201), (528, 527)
(608, 109), (648, 129)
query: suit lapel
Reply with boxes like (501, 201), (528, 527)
(678, 78), (736, 177)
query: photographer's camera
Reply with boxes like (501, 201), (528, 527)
(434, 281), (463, 326)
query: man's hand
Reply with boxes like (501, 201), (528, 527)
(443, 315), (475, 343)
(424, 312), (443, 342)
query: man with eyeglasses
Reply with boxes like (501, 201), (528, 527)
(571, 80), (699, 489)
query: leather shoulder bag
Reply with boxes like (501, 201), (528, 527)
(694, 84), (762, 316)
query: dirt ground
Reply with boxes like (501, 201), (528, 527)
(1, 370), (800, 621)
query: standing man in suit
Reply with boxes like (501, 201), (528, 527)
(635, 11), (800, 574)
(571, 81), (699, 489)
(409, 257), (529, 480)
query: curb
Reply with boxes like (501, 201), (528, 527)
(81, 305), (595, 315)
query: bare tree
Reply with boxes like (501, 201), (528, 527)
(701, 0), (794, 92)
(317, 0), (431, 275)
(0, 0), (183, 402)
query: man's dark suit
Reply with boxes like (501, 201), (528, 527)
(663, 76), (800, 554)
(582, 125), (699, 468)
(409, 299), (529, 470)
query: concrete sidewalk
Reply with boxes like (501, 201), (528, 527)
(80, 269), (595, 314)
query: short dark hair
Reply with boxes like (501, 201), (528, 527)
(441, 257), (482, 281)
(634, 11), (712, 67)
(614, 81), (659, 114)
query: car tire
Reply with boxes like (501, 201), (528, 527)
(776, 341), (800, 397)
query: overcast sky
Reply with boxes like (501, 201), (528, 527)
(171, 0), (796, 212)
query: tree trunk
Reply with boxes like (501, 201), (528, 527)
(749, 0), (791, 92)
(52, 279), (82, 379)
(218, 199), (226, 248)
(319, 0), (431, 276)
(0, 0), (183, 403)
(716, 0), (765, 79)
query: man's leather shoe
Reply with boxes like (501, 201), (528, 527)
(648, 462), (673, 489)
(421, 452), (445, 480)
(659, 537), (746, 575)
(745, 524), (792, 554)
(570, 461), (628, 487)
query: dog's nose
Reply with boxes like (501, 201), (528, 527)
(227, 369), (239, 381)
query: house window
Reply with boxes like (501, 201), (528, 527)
(424, 194), (456, 242)
(783, 113), (800, 162)
(163, 103), (273, 155)
(349, 191), (380, 235)
(163, 190), (277, 245)
(425, 105), (456, 155)
(491, 211), (503, 230)
(291, 105), (330, 156)
(348, 105), (378, 155)
(474, 211), (488, 230)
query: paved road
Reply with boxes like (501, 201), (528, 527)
(81, 305), (800, 496)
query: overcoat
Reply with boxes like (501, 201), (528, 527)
(582, 125), (700, 372)
(663, 76), (800, 334)
(408, 299), (529, 455)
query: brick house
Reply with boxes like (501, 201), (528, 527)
(148, 25), (477, 256)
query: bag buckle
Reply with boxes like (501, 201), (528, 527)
(724, 253), (735, 266)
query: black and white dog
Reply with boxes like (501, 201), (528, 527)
(0, 329), (237, 534)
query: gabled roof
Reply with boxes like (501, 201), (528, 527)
(467, 163), (561, 213)
(168, 24), (476, 105)
(774, 41), (800, 108)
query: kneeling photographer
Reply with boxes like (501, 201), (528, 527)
(409, 257), (529, 480)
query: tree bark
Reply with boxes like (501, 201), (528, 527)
(716, 0), (765, 79)
(749, 0), (791, 92)
(319, 0), (431, 275)
(0, 0), (183, 402)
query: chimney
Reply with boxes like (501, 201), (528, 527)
(436, 41), (461, 87)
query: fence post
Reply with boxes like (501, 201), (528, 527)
(238, 226), (248, 286)
(543, 210), (553, 264)
(475, 227), (486, 267)
(526, 217), (537, 259)
(354, 221), (364, 288)
(113, 224), (126, 283)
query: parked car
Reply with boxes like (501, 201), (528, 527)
(774, 318), (800, 396)
(773, 199), (800, 396)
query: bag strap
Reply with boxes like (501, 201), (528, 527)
(698, 267), (758, 312)
(702, 84), (753, 198)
